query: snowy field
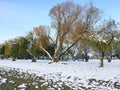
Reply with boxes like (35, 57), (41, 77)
(0, 59), (120, 90)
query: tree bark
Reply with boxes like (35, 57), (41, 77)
(26, 50), (36, 62)
(40, 46), (53, 60)
(53, 43), (63, 62)
(109, 51), (112, 62)
(12, 57), (16, 61)
(84, 49), (89, 62)
(99, 52), (104, 67)
(31, 56), (36, 62)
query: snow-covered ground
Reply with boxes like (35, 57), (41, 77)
(0, 59), (120, 89)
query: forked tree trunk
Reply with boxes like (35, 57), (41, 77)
(26, 50), (36, 62)
(99, 52), (104, 67)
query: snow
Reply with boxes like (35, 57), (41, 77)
(89, 34), (107, 43)
(18, 83), (26, 90)
(0, 59), (120, 89)
(0, 78), (7, 84)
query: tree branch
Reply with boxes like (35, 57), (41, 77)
(26, 49), (35, 57)
(59, 36), (81, 57)
(39, 46), (53, 61)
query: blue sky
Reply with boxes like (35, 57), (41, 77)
(0, 0), (120, 43)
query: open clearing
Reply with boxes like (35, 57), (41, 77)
(0, 59), (120, 90)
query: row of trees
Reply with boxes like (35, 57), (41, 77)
(0, 1), (120, 67)
(0, 33), (55, 62)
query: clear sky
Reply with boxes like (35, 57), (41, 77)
(0, 0), (120, 44)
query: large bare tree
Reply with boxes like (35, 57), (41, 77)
(34, 1), (101, 63)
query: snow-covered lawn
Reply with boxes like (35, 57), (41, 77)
(0, 59), (120, 89)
